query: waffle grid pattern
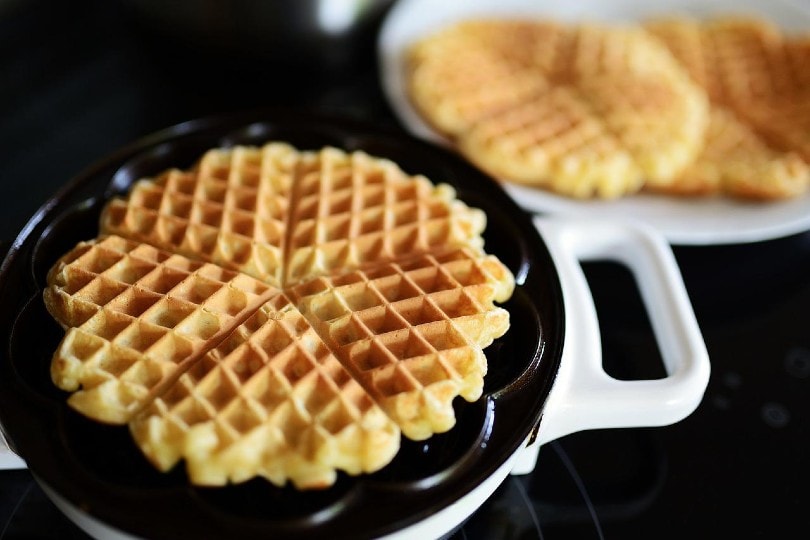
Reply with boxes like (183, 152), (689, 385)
(45, 236), (277, 424)
(102, 143), (297, 287)
(292, 248), (511, 441)
(130, 294), (399, 488)
(643, 16), (810, 198)
(44, 143), (515, 489)
(286, 147), (485, 284)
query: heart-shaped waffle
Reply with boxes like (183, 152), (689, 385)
(44, 143), (514, 489)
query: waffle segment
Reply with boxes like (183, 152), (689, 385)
(130, 294), (400, 489)
(286, 147), (485, 285)
(101, 143), (297, 287)
(291, 248), (513, 440)
(45, 235), (278, 423)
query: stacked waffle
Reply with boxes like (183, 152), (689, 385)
(644, 16), (810, 198)
(44, 143), (514, 489)
(406, 16), (810, 200)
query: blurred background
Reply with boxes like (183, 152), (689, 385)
(0, 0), (397, 242)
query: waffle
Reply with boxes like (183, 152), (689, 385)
(285, 146), (486, 285)
(101, 143), (296, 288)
(44, 143), (514, 489)
(290, 247), (512, 441)
(44, 235), (278, 424)
(407, 20), (560, 136)
(644, 16), (810, 198)
(129, 293), (401, 489)
(646, 107), (809, 199)
(406, 19), (709, 198)
(645, 17), (782, 104)
(457, 86), (643, 199)
(103, 144), (486, 287)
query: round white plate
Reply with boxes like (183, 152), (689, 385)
(378, 0), (810, 245)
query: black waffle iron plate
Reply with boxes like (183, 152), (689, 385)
(0, 111), (564, 539)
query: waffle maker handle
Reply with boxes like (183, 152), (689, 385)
(0, 429), (25, 470)
(511, 216), (711, 475)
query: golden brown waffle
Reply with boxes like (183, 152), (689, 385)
(457, 86), (643, 199)
(285, 147), (486, 285)
(44, 143), (514, 489)
(645, 16), (810, 198)
(406, 19), (709, 198)
(742, 101), (810, 166)
(647, 107), (808, 199)
(130, 293), (400, 489)
(102, 143), (296, 287)
(44, 235), (278, 424)
(290, 248), (513, 441)
(407, 20), (560, 136)
(103, 144), (487, 287)
(785, 35), (810, 92)
(645, 17), (785, 104)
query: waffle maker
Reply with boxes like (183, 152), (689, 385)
(0, 111), (709, 539)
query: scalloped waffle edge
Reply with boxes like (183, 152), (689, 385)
(44, 142), (515, 489)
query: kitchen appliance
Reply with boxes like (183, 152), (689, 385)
(0, 111), (708, 539)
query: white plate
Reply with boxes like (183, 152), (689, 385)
(378, 0), (810, 245)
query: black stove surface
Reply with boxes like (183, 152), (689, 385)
(1, 1), (808, 539)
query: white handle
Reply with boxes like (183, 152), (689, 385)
(512, 216), (710, 474)
(0, 429), (26, 470)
